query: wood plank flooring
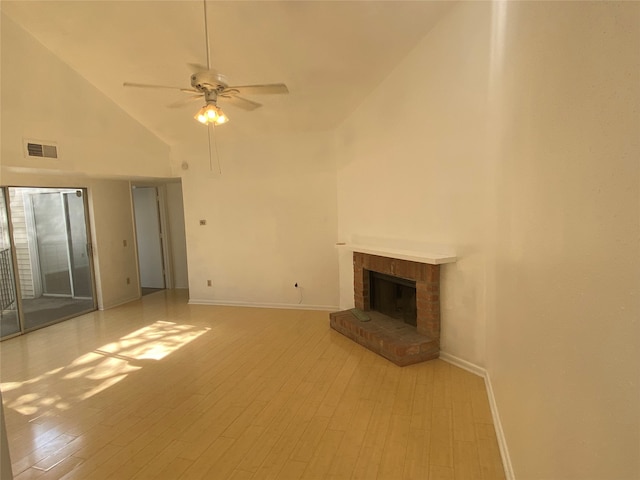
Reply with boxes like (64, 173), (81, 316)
(0, 290), (505, 479)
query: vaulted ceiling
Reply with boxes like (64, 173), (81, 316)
(2, 1), (453, 145)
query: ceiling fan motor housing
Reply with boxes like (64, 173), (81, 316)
(190, 70), (228, 93)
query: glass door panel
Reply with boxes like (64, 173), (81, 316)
(0, 189), (20, 338)
(64, 192), (92, 299)
(32, 192), (73, 296)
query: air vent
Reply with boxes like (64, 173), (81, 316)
(23, 139), (58, 159)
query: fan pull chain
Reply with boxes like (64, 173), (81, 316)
(207, 125), (213, 172)
(213, 126), (222, 174)
(207, 125), (222, 174)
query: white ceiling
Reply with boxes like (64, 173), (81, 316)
(2, 1), (453, 146)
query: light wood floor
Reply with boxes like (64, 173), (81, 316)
(1, 290), (505, 479)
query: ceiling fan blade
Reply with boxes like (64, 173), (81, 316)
(223, 83), (289, 96)
(166, 94), (204, 109)
(187, 63), (210, 73)
(219, 95), (262, 111)
(123, 82), (198, 93)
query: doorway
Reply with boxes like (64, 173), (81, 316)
(0, 187), (96, 338)
(132, 186), (166, 296)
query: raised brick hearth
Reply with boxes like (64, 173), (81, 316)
(330, 252), (441, 366)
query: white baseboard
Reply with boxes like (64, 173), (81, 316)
(484, 369), (515, 479)
(439, 351), (515, 480)
(439, 351), (485, 377)
(188, 298), (339, 312)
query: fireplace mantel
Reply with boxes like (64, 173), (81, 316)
(336, 243), (456, 265)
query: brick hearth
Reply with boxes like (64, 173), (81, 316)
(330, 252), (441, 366)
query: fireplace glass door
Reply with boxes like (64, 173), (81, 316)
(369, 271), (417, 326)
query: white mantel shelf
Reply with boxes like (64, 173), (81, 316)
(336, 243), (457, 265)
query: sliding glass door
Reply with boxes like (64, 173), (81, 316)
(1, 187), (96, 337)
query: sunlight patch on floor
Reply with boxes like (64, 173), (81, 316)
(97, 321), (210, 361)
(1, 321), (210, 416)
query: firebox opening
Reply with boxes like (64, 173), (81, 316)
(369, 271), (417, 326)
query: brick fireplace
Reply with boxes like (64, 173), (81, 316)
(330, 252), (442, 366)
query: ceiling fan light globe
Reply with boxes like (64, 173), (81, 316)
(195, 113), (208, 124)
(206, 106), (218, 120)
(216, 112), (228, 125)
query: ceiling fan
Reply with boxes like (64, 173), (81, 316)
(122, 0), (289, 169)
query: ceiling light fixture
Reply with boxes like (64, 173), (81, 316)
(194, 103), (228, 126)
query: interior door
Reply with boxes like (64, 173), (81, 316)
(133, 187), (166, 290)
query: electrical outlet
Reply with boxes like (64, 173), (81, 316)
(207, 280), (212, 287)
(200, 219), (207, 226)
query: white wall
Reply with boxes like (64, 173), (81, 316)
(336, 1), (639, 478)
(487, 2), (640, 479)
(89, 180), (140, 309)
(0, 13), (171, 179)
(175, 130), (339, 310)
